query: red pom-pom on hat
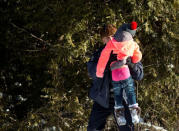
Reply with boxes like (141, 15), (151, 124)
(131, 21), (137, 30)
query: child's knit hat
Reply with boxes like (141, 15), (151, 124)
(114, 31), (133, 42)
(114, 21), (138, 42)
(126, 21), (137, 37)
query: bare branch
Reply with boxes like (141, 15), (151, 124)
(10, 22), (51, 45)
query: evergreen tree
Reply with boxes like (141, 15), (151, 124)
(0, 0), (178, 130)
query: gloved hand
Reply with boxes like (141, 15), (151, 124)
(126, 57), (135, 69)
(110, 60), (126, 71)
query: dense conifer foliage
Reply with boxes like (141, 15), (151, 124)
(0, 0), (178, 130)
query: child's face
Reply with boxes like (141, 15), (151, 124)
(102, 37), (110, 44)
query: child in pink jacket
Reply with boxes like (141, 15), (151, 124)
(96, 22), (142, 124)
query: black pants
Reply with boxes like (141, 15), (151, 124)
(87, 98), (134, 131)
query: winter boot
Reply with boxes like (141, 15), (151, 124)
(130, 106), (141, 124)
(114, 108), (126, 125)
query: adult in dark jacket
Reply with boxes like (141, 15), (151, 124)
(87, 24), (144, 131)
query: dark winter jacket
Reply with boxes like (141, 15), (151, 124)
(87, 46), (143, 108)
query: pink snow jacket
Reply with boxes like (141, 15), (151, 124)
(96, 37), (142, 78)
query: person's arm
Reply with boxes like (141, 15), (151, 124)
(87, 48), (102, 80)
(131, 42), (142, 63)
(126, 57), (144, 81)
(96, 41), (113, 78)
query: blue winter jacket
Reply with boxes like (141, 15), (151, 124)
(87, 46), (144, 108)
